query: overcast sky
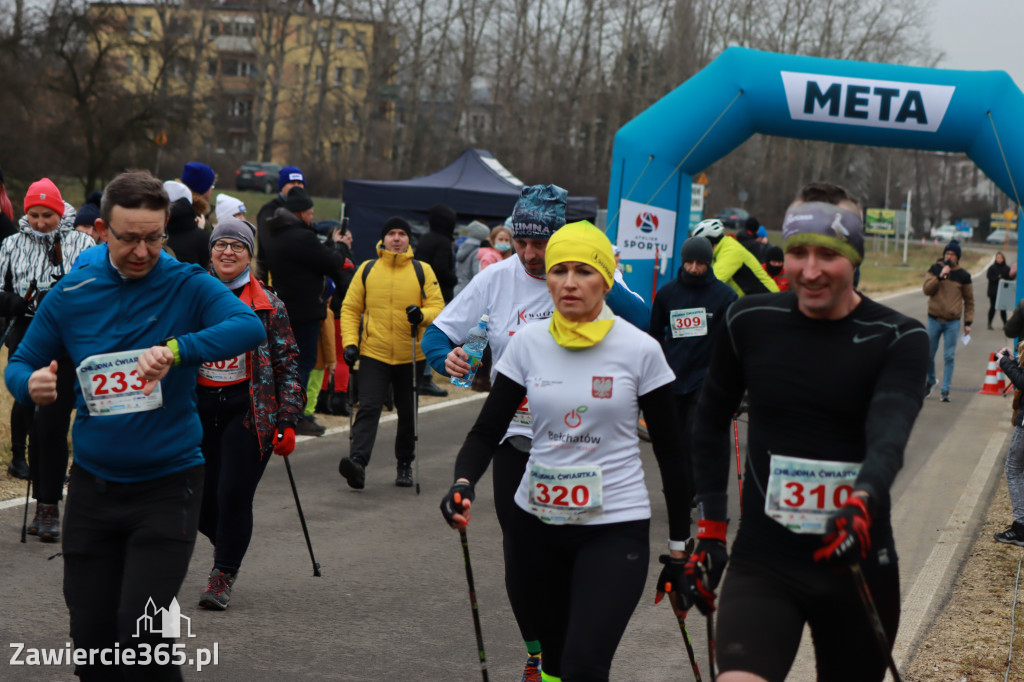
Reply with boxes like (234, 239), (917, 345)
(931, 0), (1024, 88)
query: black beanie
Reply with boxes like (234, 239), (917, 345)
(944, 239), (962, 260)
(382, 216), (412, 240)
(428, 203), (456, 235)
(680, 236), (714, 265)
(284, 187), (314, 213)
(744, 215), (760, 235)
(766, 245), (784, 262)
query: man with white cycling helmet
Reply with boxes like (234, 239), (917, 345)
(691, 218), (778, 297)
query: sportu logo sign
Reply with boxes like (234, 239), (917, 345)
(781, 71), (955, 133)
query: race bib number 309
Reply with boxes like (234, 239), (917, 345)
(76, 349), (163, 416)
(764, 454), (860, 534)
(669, 308), (707, 338)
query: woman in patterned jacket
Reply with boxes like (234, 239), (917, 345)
(194, 218), (305, 610)
(0, 178), (95, 541)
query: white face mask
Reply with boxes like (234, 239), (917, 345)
(495, 242), (511, 252)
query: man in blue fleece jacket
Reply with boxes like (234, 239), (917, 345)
(6, 170), (265, 681)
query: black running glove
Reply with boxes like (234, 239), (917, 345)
(813, 494), (873, 564)
(406, 305), (423, 325)
(684, 519), (729, 615)
(343, 345), (359, 368)
(655, 554), (694, 616)
(440, 481), (475, 527)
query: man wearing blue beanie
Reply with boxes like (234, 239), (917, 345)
(256, 165), (306, 274)
(181, 162), (215, 198)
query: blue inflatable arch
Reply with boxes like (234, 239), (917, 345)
(607, 46), (1024, 299)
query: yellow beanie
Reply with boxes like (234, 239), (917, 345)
(544, 220), (616, 287)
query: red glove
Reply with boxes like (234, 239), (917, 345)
(813, 494), (872, 563)
(273, 426), (295, 456)
(683, 519), (729, 615)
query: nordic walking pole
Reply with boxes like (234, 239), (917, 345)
(732, 415), (743, 513)
(283, 457), (321, 577)
(20, 479), (31, 543)
(668, 593), (702, 681)
(411, 323), (420, 495)
(850, 563), (902, 682)
(454, 496), (489, 682)
(706, 612), (717, 680)
(0, 280), (38, 349)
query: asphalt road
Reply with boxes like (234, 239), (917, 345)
(0, 278), (1013, 681)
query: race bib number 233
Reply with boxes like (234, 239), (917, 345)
(76, 349), (163, 416)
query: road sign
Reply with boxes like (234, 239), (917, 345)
(866, 208), (896, 236)
(155, 130), (168, 147)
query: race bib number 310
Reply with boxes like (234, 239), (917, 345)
(527, 463), (603, 525)
(76, 349), (163, 416)
(764, 454), (860, 534)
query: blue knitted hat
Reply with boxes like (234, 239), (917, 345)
(511, 184), (568, 239)
(181, 162), (215, 194)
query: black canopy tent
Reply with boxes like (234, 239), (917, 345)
(342, 148), (600, 262)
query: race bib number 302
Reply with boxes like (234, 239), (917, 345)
(764, 454), (860, 534)
(527, 463), (603, 525)
(76, 349), (163, 416)
(199, 354), (247, 383)
(669, 307), (708, 338)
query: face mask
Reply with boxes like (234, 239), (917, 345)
(765, 263), (783, 277)
(495, 242), (511, 252)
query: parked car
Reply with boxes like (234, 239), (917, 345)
(235, 162), (283, 193)
(930, 224), (958, 241)
(715, 207), (750, 229)
(986, 229), (1019, 245)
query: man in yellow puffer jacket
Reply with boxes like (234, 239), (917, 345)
(339, 217), (445, 489)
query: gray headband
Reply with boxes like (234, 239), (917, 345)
(782, 202), (864, 265)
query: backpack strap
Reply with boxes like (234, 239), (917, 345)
(362, 258), (426, 300)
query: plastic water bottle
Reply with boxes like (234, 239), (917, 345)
(451, 315), (489, 388)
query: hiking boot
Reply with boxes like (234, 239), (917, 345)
(38, 503), (59, 542)
(339, 457), (366, 490)
(521, 656), (542, 682)
(295, 416), (326, 437)
(940, 391), (951, 403)
(6, 457), (29, 480)
(995, 522), (1024, 546)
(417, 380), (448, 398)
(395, 463), (413, 488)
(199, 568), (237, 610)
(924, 380), (935, 398)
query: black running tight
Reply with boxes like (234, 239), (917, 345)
(505, 506), (649, 681)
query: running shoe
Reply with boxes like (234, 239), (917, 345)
(38, 504), (60, 542)
(521, 656), (542, 682)
(6, 457), (29, 480)
(940, 391), (950, 403)
(924, 380), (935, 398)
(199, 568), (237, 610)
(295, 416), (326, 437)
(995, 522), (1024, 546)
(339, 457), (366, 489)
(395, 464), (413, 488)
(27, 504), (41, 536)
(418, 380), (449, 397)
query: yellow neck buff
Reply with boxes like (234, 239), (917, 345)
(549, 304), (615, 349)
(545, 221), (617, 349)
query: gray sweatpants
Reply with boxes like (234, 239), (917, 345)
(1007, 426), (1024, 524)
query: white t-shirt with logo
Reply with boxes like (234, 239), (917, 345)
(495, 318), (676, 526)
(433, 255), (554, 439)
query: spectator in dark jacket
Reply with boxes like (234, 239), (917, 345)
(256, 165), (305, 275)
(987, 251), (1014, 329)
(736, 215), (769, 263)
(415, 203), (457, 303)
(264, 186), (344, 435)
(413, 203), (456, 396)
(166, 195), (210, 269)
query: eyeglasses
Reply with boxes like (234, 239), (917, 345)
(212, 241), (248, 254)
(107, 224), (168, 249)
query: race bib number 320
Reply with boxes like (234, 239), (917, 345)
(527, 463), (603, 525)
(764, 454), (860, 534)
(76, 349), (163, 416)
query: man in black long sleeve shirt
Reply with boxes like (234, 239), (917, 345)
(686, 183), (928, 682)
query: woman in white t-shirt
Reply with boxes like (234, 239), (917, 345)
(441, 221), (690, 681)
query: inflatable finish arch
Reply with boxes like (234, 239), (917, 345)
(607, 46), (1024, 299)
